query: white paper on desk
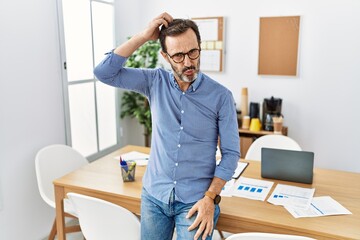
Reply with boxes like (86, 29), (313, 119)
(232, 177), (274, 201)
(220, 179), (235, 197)
(114, 151), (150, 166)
(267, 184), (315, 209)
(285, 196), (352, 218)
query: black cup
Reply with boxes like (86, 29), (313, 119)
(249, 102), (260, 119)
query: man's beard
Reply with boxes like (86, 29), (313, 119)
(170, 60), (200, 83)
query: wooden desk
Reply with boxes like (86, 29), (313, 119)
(54, 145), (360, 240)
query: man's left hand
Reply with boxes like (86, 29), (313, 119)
(186, 196), (215, 240)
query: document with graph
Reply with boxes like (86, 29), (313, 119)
(284, 196), (352, 218)
(231, 177), (274, 201)
(267, 184), (315, 209)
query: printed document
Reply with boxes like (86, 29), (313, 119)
(114, 151), (150, 166)
(220, 179), (236, 197)
(232, 177), (274, 201)
(268, 184), (315, 209)
(285, 196), (352, 218)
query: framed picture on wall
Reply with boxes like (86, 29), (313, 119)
(192, 16), (225, 72)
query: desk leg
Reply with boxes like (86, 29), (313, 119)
(54, 185), (66, 240)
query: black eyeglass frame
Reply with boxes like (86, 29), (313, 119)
(166, 48), (201, 63)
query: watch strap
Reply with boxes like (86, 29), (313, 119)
(204, 191), (217, 200)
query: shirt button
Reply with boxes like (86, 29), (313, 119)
(175, 163), (178, 166)
(177, 144), (181, 148)
(180, 126), (183, 130)
(174, 181), (177, 184)
(181, 110), (184, 114)
(182, 92), (185, 95)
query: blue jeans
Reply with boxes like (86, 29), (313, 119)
(141, 187), (220, 240)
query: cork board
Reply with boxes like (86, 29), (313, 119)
(258, 16), (300, 76)
(192, 16), (224, 72)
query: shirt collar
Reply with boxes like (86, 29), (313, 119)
(170, 72), (203, 92)
(191, 72), (203, 91)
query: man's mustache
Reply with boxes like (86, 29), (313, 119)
(182, 66), (196, 73)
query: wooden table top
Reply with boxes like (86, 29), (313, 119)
(54, 145), (360, 240)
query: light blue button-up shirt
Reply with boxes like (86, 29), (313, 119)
(94, 52), (240, 204)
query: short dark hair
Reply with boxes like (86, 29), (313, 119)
(159, 19), (201, 53)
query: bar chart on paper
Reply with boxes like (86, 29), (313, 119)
(238, 185), (264, 193)
(268, 184), (315, 209)
(232, 177), (274, 201)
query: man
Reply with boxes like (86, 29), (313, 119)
(94, 12), (240, 240)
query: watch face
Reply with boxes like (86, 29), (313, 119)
(214, 195), (221, 204)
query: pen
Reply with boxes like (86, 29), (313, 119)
(120, 156), (128, 172)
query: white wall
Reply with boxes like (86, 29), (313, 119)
(0, 0), (66, 239)
(116, 0), (360, 173)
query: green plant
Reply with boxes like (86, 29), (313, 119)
(120, 91), (151, 133)
(125, 39), (161, 69)
(120, 39), (161, 146)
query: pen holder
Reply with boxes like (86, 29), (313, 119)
(120, 160), (136, 182)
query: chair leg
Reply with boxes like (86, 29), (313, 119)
(48, 218), (57, 240)
(48, 216), (82, 239)
(65, 225), (82, 233)
(63, 213), (81, 233)
(217, 229), (225, 240)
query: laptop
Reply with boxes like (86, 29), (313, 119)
(261, 148), (314, 184)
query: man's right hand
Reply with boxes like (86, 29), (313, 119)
(141, 12), (173, 41)
(114, 12), (173, 58)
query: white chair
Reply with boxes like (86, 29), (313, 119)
(245, 135), (301, 161)
(226, 232), (315, 240)
(67, 192), (141, 240)
(35, 144), (88, 239)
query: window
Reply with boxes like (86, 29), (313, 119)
(57, 0), (119, 160)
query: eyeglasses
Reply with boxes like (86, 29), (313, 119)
(166, 48), (201, 63)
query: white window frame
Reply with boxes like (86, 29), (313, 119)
(56, 0), (120, 161)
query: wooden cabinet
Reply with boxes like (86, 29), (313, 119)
(239, 127), (288, 158)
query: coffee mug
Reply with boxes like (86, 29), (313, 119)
(249, 118), (261, 131)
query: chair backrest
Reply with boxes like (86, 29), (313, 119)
(245, 135), (301, 161)
(35, 144), (88, 208)
(67, 193), (141, 240)
(226, 232), (315, 240)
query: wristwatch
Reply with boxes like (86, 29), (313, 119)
(204, 191), (221, 205)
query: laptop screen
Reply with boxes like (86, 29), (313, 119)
(261, 148), (314, 184)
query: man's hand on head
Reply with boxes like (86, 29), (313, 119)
(141, 12), (173, 41)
